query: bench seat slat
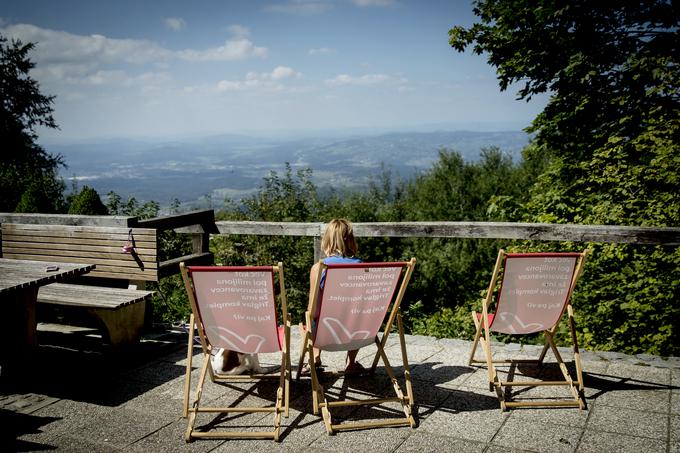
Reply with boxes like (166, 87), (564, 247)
(38, 283), (154, 309)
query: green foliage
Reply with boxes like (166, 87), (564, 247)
(450, 0), (680, 355)
(1, 34), (64, 212)
(68, 186), (108, 215)
(572, 244), (680, 356)
(105, 191), (160, 219)
(13, 174), (65, 213)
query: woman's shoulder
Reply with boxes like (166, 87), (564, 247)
(323, 255), (362, 264)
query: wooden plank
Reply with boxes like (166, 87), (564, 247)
(0, 213), (135, 227)
(2, 230), (156, 243)
(2, 244), (156, 260)
(215, 221), (323, 237)
(2, 255), (157, 281)
(136, 209), (219, 233)
(212, 220), (680, 245)
(0, 259), (95, 294)
(3, 223), (155, 235)
(37, 283), (153, 309)
(1, 223), (159, 282)
(158, 252), (214, 278)
(2, 235), (156, 247)
(1, 253), (157, 270)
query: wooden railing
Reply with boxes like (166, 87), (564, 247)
(4, 211), (678, 267)
(206, 220), (680, 262)
(0, 210), (218, 278)
(135, 210), (218, 277)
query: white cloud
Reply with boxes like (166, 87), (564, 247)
(216, 66), (301, 92)
(2, 23), (170, 64)
(227, 24), (250, 38)
(0, 23), (267, 66)
(83, 70), (128, 85)
(164, 17), (186, 31)
(351, 0), (395, 6)
(326, 73), (391, 86)
(176, 38), (267, 61)
(271, 66), (297, 80)
(264, 0), (333, 14)
(308, 47), (335, 55)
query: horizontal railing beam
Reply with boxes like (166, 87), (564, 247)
(215, 221), (324, 237)
(0, 213), (135, 227)
(212, 221), (680, 246)
(135, 209), (218, 233)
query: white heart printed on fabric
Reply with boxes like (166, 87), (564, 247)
(497, 312), (544, 334)
(207, 326), (266, 353)
(322, 317), (371, 344)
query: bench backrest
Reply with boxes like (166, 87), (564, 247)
(1, 223), (158, 282)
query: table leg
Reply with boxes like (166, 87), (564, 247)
(2, 287), (39, 360)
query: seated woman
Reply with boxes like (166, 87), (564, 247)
(304, 218), (366, 375)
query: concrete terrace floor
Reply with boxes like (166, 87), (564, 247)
(1, 324), (679, 453)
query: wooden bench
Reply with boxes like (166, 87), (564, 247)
(1, 223), (159, 348)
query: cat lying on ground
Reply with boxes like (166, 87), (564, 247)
(211, 348), (265, 375)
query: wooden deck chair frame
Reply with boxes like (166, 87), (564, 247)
(296, 258), (416, 434)
(468, 249), (589, 410)
(180, 262), (291, 442)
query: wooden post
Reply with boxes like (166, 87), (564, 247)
(314, 236), (322, 263)
(192, 232), (209, 255)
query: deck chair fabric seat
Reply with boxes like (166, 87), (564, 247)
(296, 258), (417, 434)
(180, 263), (291, 442)
(468, 250), (589, 411)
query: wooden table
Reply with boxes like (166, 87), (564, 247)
(0, 258), (95, 360)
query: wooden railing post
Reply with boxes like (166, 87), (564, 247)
(192, 232), (209, 255)
(314, 236), (322, 263)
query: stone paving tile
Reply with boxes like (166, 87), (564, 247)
(15, 398), (114, 439)
(507, 406), (590, 429)
(408, 378), (462, 422)
(418, 393), (509, 443)
(604, 361), (671, 386)
(668, 415), (680, 452)
(589, 387), (670, 414)
(484, 445), (536, 453)
(69, 406), (176, 450)
(428, 343), (473, 367)
(576, 430), (667, 453)
(3, 332), (679, 452)
(394, 430), (485, 452)
(309, 423), (412, 453)
(24, 432), (124, 452)
(585, 404), (668, 439)
(491, 416), (581, 453)
(407, 359), (475, 388)
(451, 366), (500, 391)
(126, 377), (189, 416)
(671, 415), (680, 453)
(126, 417), (225, 452)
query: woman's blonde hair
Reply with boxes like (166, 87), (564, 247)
(321, 218), (358, 258)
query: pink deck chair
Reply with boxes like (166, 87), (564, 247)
(296, 258), (417, 434)
(180, 262), (291, 442)
(468, 250), (589, 410)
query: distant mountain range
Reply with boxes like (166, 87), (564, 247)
(46, 130), (530, 210)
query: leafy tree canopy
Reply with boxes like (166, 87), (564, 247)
(450, 1), (680, 355)
(0, 34), (64, 212)
(68, 186), (109, 215)
(449, 1), (679, 161)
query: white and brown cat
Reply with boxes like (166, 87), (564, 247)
(211, 348), (265, 375)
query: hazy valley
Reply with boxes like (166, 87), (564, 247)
(48, 130), (530, 210)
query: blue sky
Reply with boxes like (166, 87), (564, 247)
(1, 0), (547, 141)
